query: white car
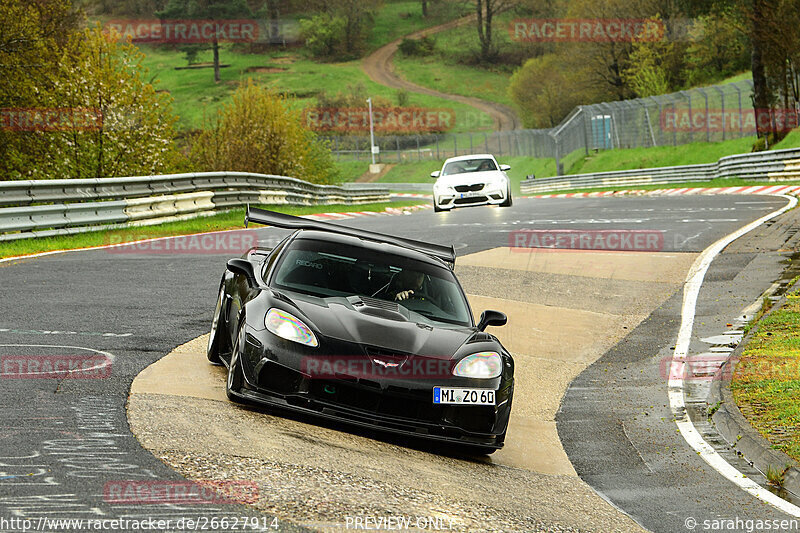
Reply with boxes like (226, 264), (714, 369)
(431, 154), (512, 212)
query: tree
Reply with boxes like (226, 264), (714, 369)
(191, 80), (339, 184)
(692, 0), (800, 142)
(474, 0), (516, 62)
(682, 11), (749, 86)
(303, 0), (379, 59)
(0, 0), (83, 167)
(43, 26), (179, 179)
(156, 0), (252, 83)
(622, 17), (675, 97)
(508, 54), (592, 127)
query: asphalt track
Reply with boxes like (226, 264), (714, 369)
(0, 195), (796, 532)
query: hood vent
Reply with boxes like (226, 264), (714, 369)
(347, 295), (405, 321)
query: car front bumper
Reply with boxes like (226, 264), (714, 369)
(233, 329), (513, 449)
(434, 184), (508, 209)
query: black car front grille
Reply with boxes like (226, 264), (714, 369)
(310, 380), (443, 423)
(454, 196), (487, 205)
(454, 183), (484, 192)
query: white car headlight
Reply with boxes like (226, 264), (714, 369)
(265, 308), (318, 347)
(453, 352), (502, 378)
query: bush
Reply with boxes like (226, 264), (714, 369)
(398, 36), (435, 57)
(299, 14), (347, 59)
(1, 24), (182, 180)
(191, 80), (339, 184)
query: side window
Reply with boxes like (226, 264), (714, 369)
(261, 235), (291, 283)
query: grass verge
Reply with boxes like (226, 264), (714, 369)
(0, 201), (423, 260)
(731, 286), (800, 462)
(139, 45), (491, 132)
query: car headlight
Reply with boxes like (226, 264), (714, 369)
(453, 352), (502, 378)
(265, 308), (318, 347)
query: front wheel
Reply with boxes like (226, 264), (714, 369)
(207, 285), (226, 365)
(433, 199), (443, 212)
(225, 324), (246, 403)
(500, 186), (513, 207)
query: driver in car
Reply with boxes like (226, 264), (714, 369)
(374, 270), (425, 301)
(477, 160), (494, 171)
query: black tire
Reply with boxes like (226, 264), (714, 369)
(500, 186), (513, 207)
(206, 285), (226, 365)
(433, 200), (443, 212)
(225, 324), (246, 403)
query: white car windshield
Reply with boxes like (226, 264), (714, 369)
(442, 158), (497, 176)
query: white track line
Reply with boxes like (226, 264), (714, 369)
(668, 194), (800, 517)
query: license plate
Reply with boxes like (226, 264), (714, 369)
(433, 387), (495, 405)
(460, 191), (482, 198)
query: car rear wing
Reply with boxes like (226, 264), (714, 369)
(245, 207), (457, 267)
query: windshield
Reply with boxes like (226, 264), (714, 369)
(442, 158), (497, 176)
(271, 239), (472, 327)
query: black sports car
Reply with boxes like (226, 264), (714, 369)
(207, 208), (514, 453)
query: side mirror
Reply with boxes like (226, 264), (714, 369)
(499, 164), (511, 171)
(430, 171), (440, 178)
(227, 258), (258, 287)
(477, 310), (507, 331)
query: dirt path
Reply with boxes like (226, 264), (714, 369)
(361, 15), (521, 132)
(355, 163), (395, 183)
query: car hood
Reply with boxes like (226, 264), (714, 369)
(435, 170), (506, 187)
(273, 291), (480, 360)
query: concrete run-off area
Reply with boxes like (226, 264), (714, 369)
(128, 247), (697, 531)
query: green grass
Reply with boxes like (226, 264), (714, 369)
(366, 1), (470, 51)
(139, 45), (492, 132)
(774, 128), (800, 150)
(0, 201), (421, 259)
(568, 137), (759, 176)
(333, 160), (372, 183)
(391, 11), (518, 110)
(731, 288), (800, 462)
(393, 54), (516, 109)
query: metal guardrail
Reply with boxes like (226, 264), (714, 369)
(343, 182), (432, 193)
(0, 172), (390, 241)
(520, 148), (800, 194)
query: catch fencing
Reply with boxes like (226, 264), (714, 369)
(326, 80), (763, 175)
(0, 172), (389, 241)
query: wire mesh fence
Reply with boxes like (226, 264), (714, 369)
(326, 79), (763, 175)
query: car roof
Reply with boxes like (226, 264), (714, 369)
(292, 230), (448, 269)
(442, 154), (496, 164)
